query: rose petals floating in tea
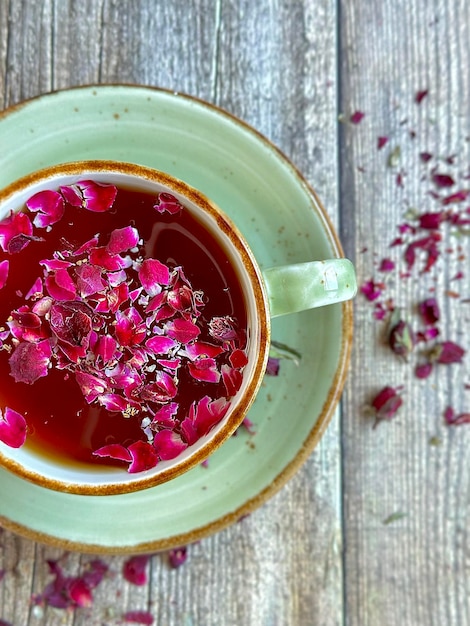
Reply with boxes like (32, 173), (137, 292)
(0, 182), (248, 472)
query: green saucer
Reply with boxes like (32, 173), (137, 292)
(0, 86), (352, 553)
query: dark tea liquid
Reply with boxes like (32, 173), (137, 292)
(0, 184), (247, 468)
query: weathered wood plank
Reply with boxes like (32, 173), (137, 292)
(340, 1), (470, 625)
(0, 1), (342, 626)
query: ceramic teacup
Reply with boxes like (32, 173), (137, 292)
(0, 161), (356, 495)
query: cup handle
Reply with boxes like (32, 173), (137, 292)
(262, 258), (357, 318)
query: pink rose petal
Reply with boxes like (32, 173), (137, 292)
(151, 402), (179, 427)
(97, 393), (137, 413)
(141, 371), (177, 403)
(145, 335), (178, 354)
(168, 546), (188, 568)
(0, 211), (33, 253)
(221, 364), (243, 395)
(8, 339), (52, 384)
(26, 190), (65, 228)
(122, 611), (155, 625)
(0, 407), (27, 448)
(185, 341), (224, 360)
(350, 110), (365, 124)
(25, 277), (43, 300)
(377, 136), (389, 150)
(128, 440), (159, 473)
(45, 268), (77, 300)
(75, 264), (106, 297)
(153, 429), (188, 460)
(75, 372), (108, 403)
(122, 555), (151, 586)
(93, 443), (132, 462)
(154, 192), (183, 215)
(188, 357), (221, 383)
(138, 258), (170, 295)
(181, 396), (230, 444)
(0, 260), (9, 289)
(61, 181), (117, 212)
(432, 173), (455, 188)
(89, 246), (128, 271)
(106, 225), (139, 254)
(415, 89), (428, 104)
(229, 348), (248, 369)
(166, 318), (200, 344)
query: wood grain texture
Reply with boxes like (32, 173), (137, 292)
(340, 1), (470, 625)
(0, 1), (342, 625)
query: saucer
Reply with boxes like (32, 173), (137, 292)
(0, 86), (352, 553)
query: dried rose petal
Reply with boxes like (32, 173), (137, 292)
(75, 263), (106, 297)
(181, 396), (230, 444)
(188, 357), (221, 383)
(153, 430), (188, 460)
(128, 440), (159, 473)
(93, 443), (132, 462)
(154, 192), (183, 215)
(418, 298), (440, 325)
(75, 372), (108, 403)
(115, 308), (147, 346)
(106, 225), (139, 254)
(377, 136), (389, 150)
(221, 364), (243, 395)
(141, 371), (178, 403)
(166, 318), (200, 344)
(122, 611), (155, 625)
(415, 361), (433, 379)
(138, 258), (170, 295)
(360, 278), (385, 302)
(350, 110), (365, 124)
(0, 211), (33, 253)
(418, 212), (444, 229)
(98, 393), (137, 413)
(0, 407), (27, 448)
(371, 386), (403, 424)
(9, 339), (52, 384)
(444, 406), (470, 426)
(265, 356), (280, 376)
(50, 301), (92, 349)
(420, 152), (433, 162)
(122, 555), (151, 586)
(45, 268), (77, 301)
(415, 89), (428, 104)
(0, 260), (9, 289)
(168, 546), (188, 568)
(11, 309), (41, 329)
(61, 180), (117, 212)
(433, 341), (465, 364)
(404, 233), (441, 272)
(378, 258), (395, 272)
(26, 190), (65, 228)
(432, 173), (455, 188)
(229, 348), (249, 369)
(25, 277), (43, 300)
(89, 245), (128, 271)
(151, 403), (179, 427)
(442, 190), (469, 205)
(145, 335), (177, 354)
(68, 578), (93, 608)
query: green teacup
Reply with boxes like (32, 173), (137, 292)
(0, 161), (356, 495)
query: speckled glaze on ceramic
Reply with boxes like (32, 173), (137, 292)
(0, 86), (353, 553)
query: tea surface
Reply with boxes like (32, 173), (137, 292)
(0, 181), (248, 471)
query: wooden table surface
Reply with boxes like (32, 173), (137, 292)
(1, 1), (469, 625)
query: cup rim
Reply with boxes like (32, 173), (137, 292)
(0, 160), (271, 495)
